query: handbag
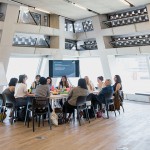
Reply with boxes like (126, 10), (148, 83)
(51, 112), (58, 126)
(97, 110), (102, 118)
(113, 92), (121, 110)
(0, 107), (7, 122)
(54, 107), (64, 125)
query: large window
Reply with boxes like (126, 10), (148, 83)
(18, 6), (49, 26)
(65, 19), (74, 32)
(74, 19), (94, 33)
(80, 57), (104, 87)
(6, 57), (41, 88)
(13, 33), (50, 48)
(115, 56), (150, 93)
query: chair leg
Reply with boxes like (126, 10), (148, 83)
(91, 104), (96, 119)
(72, 110), (75, 122)
(11, 108), (15, 125)
(77, 107), (81, 126)
(85, 108), (90, 123)
(42, 115), (44, 126)
(48, 107), (52, 130)
(118, 110), (120, 115)
(38, 115), (41, 127)
(64, 107), (67, 123)
(112, 104), (116, 117)
(32, 110), (35, 132)
(106, 104), (109, 119)
(27, 111), (30, 128)
(24, 105), (28, 126)
(121, 104), (125, 112)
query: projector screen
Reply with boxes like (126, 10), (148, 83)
(49, 60), (80, 77)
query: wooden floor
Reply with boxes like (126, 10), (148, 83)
(0, 101), (150, 150)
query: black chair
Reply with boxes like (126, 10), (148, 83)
(118, 90), (125, 113)
(98, 92), (116, 119)
(0, 94), (5, 107)
(26, 97), (52, 132)
(2, 93), (17, 124)
(75, 96), (90, 126)
(24, 98), (32, 126)
(0, 94), (4, 122)
(64, 96), (90, 126)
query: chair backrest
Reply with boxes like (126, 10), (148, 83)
(118, 90), (124, 101)
(76, 96), (87, 106)
(0, 94), (3, 103)
(2, 93), (15, 107)
(33, 97), (49, 109)
(0, 94), (3, 110)
(86, 94), (92, 101)
(103, 91), (113, 101)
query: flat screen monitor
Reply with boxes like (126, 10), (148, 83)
(49, 60), (80, 77)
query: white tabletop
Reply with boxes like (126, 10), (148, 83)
(50, 94), (68, 99)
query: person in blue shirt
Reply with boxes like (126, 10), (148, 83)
(90, 79), (114, 111)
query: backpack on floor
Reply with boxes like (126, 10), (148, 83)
(83, 109), (95, 119)
(0, 107), (7, 122)
(54, 107), (64, 125)
(17, 107), (26, 121)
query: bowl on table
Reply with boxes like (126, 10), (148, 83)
(52, 91), (59, 95)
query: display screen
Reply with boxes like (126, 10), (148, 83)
(49, 60), (80, 77)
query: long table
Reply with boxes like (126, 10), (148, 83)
(50, 94), (68, 108)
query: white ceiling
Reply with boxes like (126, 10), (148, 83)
(2, 0), (150, 20)
(72, 0), (150, 14)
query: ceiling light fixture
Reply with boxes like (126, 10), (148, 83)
(35, 8), (50, 14)
(120, 0), (130, 6)
(119, 0), (134, 7)
(64, 0), (87, 11)
(8, 0), (34, 8)
(73, 3), (87, 10)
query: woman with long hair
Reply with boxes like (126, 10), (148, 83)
(113, 75), (123, 111)
(113, 75), (122, 93)
(47, 77), (52, 91)
(97, 76), (105, 92)
(63, 78), (89, 121)
(84, 76), (95, 93)
(58, 75), (69, 89)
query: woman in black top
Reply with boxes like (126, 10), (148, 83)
(113, 75), (122, 93)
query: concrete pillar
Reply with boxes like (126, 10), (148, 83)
(0, 4), (19, 70)
(92, 15), (112, 79)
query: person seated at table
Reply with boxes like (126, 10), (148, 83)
(63, 78), (89, 121)
(84, 76), (95, 93)
(113, 75), (123, 110)
(90, 79), (113, 111)
(35, 77), (50, 97)
(113, 75), (122, 94)
(35, 77), (53, 112)
(47, 77), (53, 91)
(2, 78), (18, 117)
(58, 75), (69, 90)
(97, 76), (105, 92)
(14, 74), (35, 107)
(31, 75), (41, 89)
